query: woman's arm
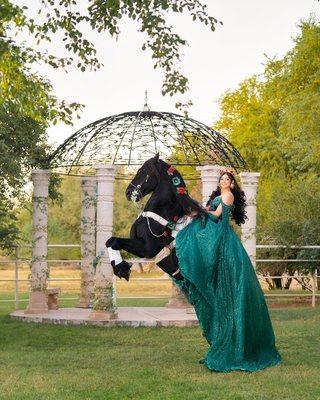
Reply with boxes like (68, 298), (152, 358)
(209, 193), (234, 217)
(209, 204), (222, 217)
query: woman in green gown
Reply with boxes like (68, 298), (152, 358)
(174, 169), (282, 373)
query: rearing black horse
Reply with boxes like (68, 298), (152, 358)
(105, 154), (207, 281)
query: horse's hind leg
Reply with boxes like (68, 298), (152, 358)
(156, 248), (184, 281)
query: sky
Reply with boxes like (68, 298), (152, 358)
(35, 0), (320, 148)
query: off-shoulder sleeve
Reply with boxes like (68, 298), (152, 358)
(209, 199), (218, 211)
(221, 200), (234, 225)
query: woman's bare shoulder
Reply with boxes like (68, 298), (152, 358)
(221, 192), (234, 205)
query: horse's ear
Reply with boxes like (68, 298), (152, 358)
(154, 153), (160, 162)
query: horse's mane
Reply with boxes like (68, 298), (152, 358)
(154, 158), (207, 218)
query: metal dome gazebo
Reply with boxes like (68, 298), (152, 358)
(46, 95), (246, 174)
(20, 98), (260, 324)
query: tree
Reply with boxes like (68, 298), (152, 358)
(0, 1), (82, 250)
(256, 176), (320, 290)
(214, 18), (320, 287)
(0, 1), (82, 125)
(34, 0), (221, 100)
(0, 106), (46, 250)
(215, 18), (320, 179)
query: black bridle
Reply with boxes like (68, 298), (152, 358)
(128, 173), (150, 202)
(128, 160), (161, 202)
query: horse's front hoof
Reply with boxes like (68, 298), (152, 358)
(118, 260), (132, 282)
(111, 260), (121, 278)
(121, 268), (131, 282)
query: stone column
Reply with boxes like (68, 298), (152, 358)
(239, 172), (260, 268)
(196, 165), (221, 205)
(77, 177), (96, 308)
(166, 283), (189, 308)
(90, 164), (118, 320)
(25, 169), (51, 314)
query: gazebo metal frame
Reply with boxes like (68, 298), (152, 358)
(47, 98), (246, 175)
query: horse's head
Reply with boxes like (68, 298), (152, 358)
(126, 154), (207, 219)
(125, 154), (162, 202)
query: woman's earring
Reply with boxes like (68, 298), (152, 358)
(230, 182), (235, 189)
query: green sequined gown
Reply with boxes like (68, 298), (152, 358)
(174, 196), (282, 373)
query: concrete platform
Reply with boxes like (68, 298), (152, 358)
(10, 307), (199, 328)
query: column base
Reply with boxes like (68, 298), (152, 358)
(166, 281), (190, 308)
(89, 310), (118, 321)
(77, 297), (91, 308)
(25, 291), (48, 314)
(77, 301), (90, 309)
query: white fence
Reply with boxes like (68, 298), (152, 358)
(0, 244), (319, 309)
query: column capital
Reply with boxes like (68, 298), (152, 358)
(196, 164), (221, 178)
(197, 164), (222, 206)
(239, 171), (260, 186)
(31, 169), (51, 183)
(31, 169), (51, 197)
(94, 164), (118, 178)
(31, 168), (51, 177)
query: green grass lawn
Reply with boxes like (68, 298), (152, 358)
(0, 300), (319, 400)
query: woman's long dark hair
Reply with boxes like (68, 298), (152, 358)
(206, 172), (247, 225)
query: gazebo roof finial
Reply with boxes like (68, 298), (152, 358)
(143, 90), (150, 112)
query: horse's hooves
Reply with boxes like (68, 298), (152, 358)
(118, 261), (132, 282)
(122, 269), (131, 282)
(111, 260), (121, 279)
(112, 260), (132, 281)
